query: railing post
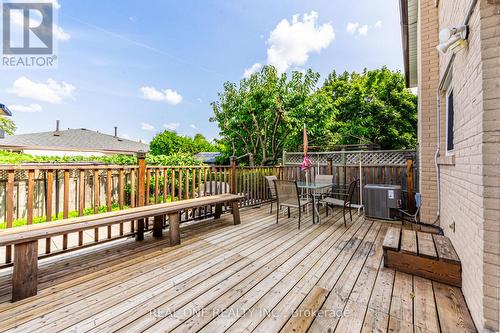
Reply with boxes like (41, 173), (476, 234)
(230, 156), (237, 195)
(136, 150), (147, 241)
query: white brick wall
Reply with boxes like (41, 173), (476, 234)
(426, 0), (500, 331)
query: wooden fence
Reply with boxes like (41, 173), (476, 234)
(0, 154), (415, 266)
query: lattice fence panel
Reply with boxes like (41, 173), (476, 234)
(284, 150), (415, 166)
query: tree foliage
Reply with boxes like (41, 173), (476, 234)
(211, 65), (319, 165)
(318, 67), (417, 149)
(0, 150), (205, 166)
(149, 130), (217, 156)
(211, 65), (417, 165)
(0, 116), (16, 135)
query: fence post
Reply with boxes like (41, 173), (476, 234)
(327, 158), (333, 175)
(341, 148), (347, 186)
(406, 157), (415, 213)
(136, 150), (147, 241)
(230, 156), (237, 195)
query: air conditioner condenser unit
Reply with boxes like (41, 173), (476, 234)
(364, 184), (401, 220)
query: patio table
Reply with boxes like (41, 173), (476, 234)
(296, 181), (331, 224)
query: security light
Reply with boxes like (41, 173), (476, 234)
(436, 25), (468, 54)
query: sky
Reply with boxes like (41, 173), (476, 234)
(0, 0), (404, 143)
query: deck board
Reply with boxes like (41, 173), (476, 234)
(0, 205), (476, 333)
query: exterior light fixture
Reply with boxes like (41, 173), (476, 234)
(436, 25), (468, 54)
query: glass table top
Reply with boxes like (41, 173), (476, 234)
(296, 182), (331, 189)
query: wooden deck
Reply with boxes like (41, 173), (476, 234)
(0, 205), (476, 332)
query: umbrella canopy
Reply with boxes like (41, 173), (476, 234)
(300, 125), (312, 172)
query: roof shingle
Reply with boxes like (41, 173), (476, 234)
(0, 128), (149, 155)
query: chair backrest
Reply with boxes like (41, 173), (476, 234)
(345, 179), (359, 204)
(314, 175), (333, 194)
(265, 175), (278, 198)
(314, 175), (333, 184)
(273, 179), (299, 205)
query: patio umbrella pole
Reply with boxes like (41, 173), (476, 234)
(358, 154), (364, 215)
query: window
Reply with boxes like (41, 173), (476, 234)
(446, 89), (454, 152)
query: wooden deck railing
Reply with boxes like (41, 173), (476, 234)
(0, 155), (415, 266)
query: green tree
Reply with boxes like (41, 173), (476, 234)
(149, 130), (187, 155)
(150, 130), (217, 156)
(210, 66), (417, 164)
(321, 67), (417, 149)
(0, 117), (16, 135)
(211, 65), (319, 165)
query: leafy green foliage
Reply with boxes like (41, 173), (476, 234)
(0, 116), (16, 135)
(211, 65), (319, 165)
(0, 151), (206, 166)
(0, 203), (129, 230)
(211, 66), (417, 164)
(149, 131), (217, 156)
(319, 67), (417, 149)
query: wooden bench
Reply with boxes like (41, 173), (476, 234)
(0, 193), (243, 302)
(383, 227), (461, 287)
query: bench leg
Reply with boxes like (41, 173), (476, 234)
(231, 201), (241, 225)
(12, 241), (38, 302)
(153, 215), (164, 238)
(214, 203), (223, 219)
(168, 212), (180, 246)
(136, 219), (145, 241)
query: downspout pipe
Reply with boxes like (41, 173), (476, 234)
(434, 90), (441, 223)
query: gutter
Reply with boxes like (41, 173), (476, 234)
(399, 0), (410, 87)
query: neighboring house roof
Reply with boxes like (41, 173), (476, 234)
(399, 0), (418, 88)
(0, 128), (149, 155)
(194, 152), (221, 163)
(0, 104), (12, 116)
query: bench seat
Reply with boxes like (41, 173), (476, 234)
(0, 193), (243, 301)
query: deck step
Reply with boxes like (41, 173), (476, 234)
(383, 227), (461, 287)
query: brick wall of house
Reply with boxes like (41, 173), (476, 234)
(435, 0), (499, 331)
(479, 0), (500, 330)
(417, 0), (440, 224)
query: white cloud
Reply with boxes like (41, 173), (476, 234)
(266, 11), (335, 73)
(243, 63), (262, 78)
(346, 20), (382, 37)
(358, 25), (369, 36)
(346, 22), (359, 35)
(46, 0), (61, 10)
(190, 124), (197, 129)
(53, 25), (71, 41)
(140, 86), (182, 105)
(10, 3), (70, 42)
(10, 77), (75, 104)
(163, 122), (180, 131)
(141, 122), (155, 131)
(9, 103), (43, 113)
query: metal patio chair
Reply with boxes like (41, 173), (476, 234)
(273, 179), (312, 229)
(264, 175), (278, 213)
(321, 179), (359, 227)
